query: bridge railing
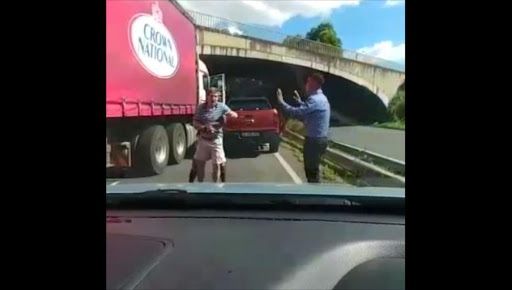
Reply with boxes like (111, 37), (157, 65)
(187, 10), (405, 72)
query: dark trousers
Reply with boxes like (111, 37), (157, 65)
(303, 137), (328, 183)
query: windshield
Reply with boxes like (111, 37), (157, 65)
(106, 0), (405, 193)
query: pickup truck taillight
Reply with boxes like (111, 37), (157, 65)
(273, 109), (280, 132)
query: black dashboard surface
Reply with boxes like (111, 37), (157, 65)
(106, 210), (405, 290)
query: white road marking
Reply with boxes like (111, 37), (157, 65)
(110, 181), (120, 186)
(273, 152), (303, 184)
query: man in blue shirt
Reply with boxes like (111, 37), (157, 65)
(277, 73), (331, 183)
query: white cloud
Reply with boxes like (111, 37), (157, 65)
(177, 0), (360, 27)
(384, 0), (405, 7)
(227, 26), (243, 35)
(357, 41), (405, 64)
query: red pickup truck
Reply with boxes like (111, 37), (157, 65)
(224, 98), (281, 153)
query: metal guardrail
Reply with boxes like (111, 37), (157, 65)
(328, 141), (405, 176)
(187, 10), (405, 72)
(283, 130), (405, 187)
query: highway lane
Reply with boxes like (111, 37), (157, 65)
(106, 125), (404, 186)
(329, 126), (405, 161)
(106, 144), (311, 185)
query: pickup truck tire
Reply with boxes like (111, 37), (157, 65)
(134, 125), (169, 175)
(166, 123), (186, 165)
(269, 137), (280, 153)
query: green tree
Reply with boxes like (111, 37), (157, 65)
(304, 22), (342, 56)
(305, 22), (342, 48)
(397, 80), (405, 92)
(388, 89), (405, 121)
(282, 23), (343, 57)
(282, 34), (307, 47)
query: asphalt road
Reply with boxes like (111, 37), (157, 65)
(106, 125), (404, 185)
(329, 126), (405, 161)
(106, 144), (310, 185)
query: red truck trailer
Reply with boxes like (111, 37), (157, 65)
(106, 0), (220, 175)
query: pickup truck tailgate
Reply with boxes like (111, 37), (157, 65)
(226, 109), (279, 132)
(224, 98), (282, 152)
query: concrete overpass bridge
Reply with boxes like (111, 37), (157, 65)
(188, 10), (405, 107)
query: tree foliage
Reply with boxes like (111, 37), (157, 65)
(281, 22), (343, 56)
(282, 34), (306, 47)
(388, 87), (405, 121)
(305, 22), (342, 48)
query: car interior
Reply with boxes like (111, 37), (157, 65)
(107, 206), (404, 290)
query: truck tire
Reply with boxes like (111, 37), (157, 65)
(134, 125), (169, 175)
(131, 134), (140, 153)
(269, 137), (280, 153)
(166, 123), (186, 164)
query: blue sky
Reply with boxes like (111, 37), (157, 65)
(280, 1), (404, 51)
(178, 1), (405, 64)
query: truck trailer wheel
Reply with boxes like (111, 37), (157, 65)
(134, 125), (169, 175)
(166, 123), (186, 164)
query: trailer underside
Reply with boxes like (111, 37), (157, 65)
(106, 115), (197, 175)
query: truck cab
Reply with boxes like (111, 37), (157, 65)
(198, 59), (209, 104)
(198, 59), (226, 104)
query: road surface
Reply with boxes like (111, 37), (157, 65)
(106, 125), (402, 186)
(329, 126), (405, 161)
(107, 144), (313, 185)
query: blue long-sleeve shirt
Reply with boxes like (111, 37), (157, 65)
(280, 89), (330, 138)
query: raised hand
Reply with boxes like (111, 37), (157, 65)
(276, 88), (284, 103)
(293, 90), (302, 103)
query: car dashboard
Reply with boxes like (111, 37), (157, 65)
(107, 209), (405, 290)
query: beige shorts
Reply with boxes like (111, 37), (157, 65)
(194, 138), (226, 164)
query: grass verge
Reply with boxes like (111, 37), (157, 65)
(280, 138), (355, 185)
(285, 119), (306, 135)
(373, 120), (405, 130)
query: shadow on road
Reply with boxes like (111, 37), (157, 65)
(106, 155), (196, 179)
(225, 148), (260, 159)
(106, 166), (157, 179)
(106, 144), (261, 179)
